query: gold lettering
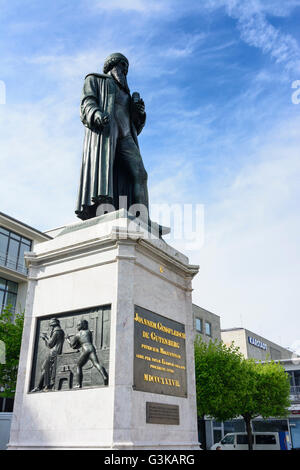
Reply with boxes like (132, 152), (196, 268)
(159, 347), (181, 359)
(143, 374), (181, 387)
(134, 312), (143, 323)
(151, 357), (161, 363)
(135, 313), (186, 339)
(150, 332), (180, 349)
(141, 344), (159, 353)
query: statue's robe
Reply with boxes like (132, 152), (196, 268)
(75, 73), (146, 220)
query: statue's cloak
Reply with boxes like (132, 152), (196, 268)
(75, 73), (146, 219)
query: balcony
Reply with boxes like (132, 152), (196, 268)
(290, 386), (300, 403)
(0, 251), (28, 276)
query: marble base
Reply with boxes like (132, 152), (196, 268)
(8, 211), (199, 450)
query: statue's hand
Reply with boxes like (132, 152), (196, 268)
(94, 111), (110, 130)
(135, 99), (145, 115)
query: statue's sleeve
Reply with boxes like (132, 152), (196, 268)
(80, 75), (102, 130)
(47, 331), (59, 349)
(132, 110), (146, 136)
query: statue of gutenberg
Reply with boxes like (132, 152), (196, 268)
(75, 52), (149, 220)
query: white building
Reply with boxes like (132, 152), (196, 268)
(267, 358), (300, 450)
(221, 327), (294, 361)
(0, 211), (50, 449)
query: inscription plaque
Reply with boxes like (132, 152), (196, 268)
(146, 402), (180, 425)
(30, 305), (111, 392)
(133, 305), (187, 397)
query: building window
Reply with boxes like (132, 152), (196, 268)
(0, 226), (31, 275)
(224, 420), (245, 434)
(252, 419), (288, 433)
(0, 277), (18, 313)
(205, 321), (212, 336)
(195, 317), (202, 332)
(294, 370), (300, 387)
(212, 420), (245, 444)
(0, 397), (14, 412)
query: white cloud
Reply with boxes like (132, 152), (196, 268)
(159, 33), (207, 59)
(204, 0), (300, 74)
(91, 0), (170, 14)
(0, 0), (299, 351)
(0, 99), (81, 230)
(189, 115), (300, 348)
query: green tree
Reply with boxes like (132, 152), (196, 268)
(0, 306), (24, 398)
(237, 359), (291, 450)
(194, 338), (291, 450)
(194, 338), (244, 422)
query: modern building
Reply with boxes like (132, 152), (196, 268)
(221, 327), (294, 361)
(211, 357), (300, 450)
(202, 327), (297, 450)
(0, 211), (50, 449)
(269, 358), (300, 450)
(192, 304), (221, 343)
(0, 211), (51, 316)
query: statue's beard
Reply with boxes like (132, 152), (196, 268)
(110, 67), (130, 94)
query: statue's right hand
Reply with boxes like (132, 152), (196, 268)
(94, 111), (110, 130)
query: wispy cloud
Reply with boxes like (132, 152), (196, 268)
(90, 0), (170, 14)
(204, 0), (300, 74)
(158, 33), (207, 59)
(0, 0), (300, 348)
(188, 113), (300, 347)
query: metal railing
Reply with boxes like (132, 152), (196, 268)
(0, 251), (28, 275)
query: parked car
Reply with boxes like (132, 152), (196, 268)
(210, 432), (291, 450)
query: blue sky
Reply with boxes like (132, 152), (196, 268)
(0, 0), (300, 349)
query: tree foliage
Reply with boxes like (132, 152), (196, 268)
(0, 306), (24, 398)
(194, 337), (291, 450)
(194, 337), (244, 421)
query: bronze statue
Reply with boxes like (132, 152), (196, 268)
(32, 318), (65, 392)
(75, 52), (149, 220)
(66, 319), (108, 388)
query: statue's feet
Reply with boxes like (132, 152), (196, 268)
(31, 387), (41, 393)
(147, 219), (170, 238)
(103, 376), (109, 386)
(74, 383), (81, 389)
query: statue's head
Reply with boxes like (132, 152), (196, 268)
(77, 319), (88, 331)
(103, 52), (129, 76)
(49, 318), (60, 328)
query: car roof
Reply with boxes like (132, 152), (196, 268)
(224, 432), (277, 435)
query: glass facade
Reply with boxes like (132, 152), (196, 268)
(252, 419), (288, 432)
(0, 226), (31, 275)
(0, 277), (18, 313)
(287, 369), (300, 387)
(224, 419), (245, 434)
(212, 419), (245, 444)
(0, 397), (14, 412)
(290, 419), (300, 450)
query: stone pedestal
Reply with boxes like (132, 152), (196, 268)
(8, 210), (199, 450)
